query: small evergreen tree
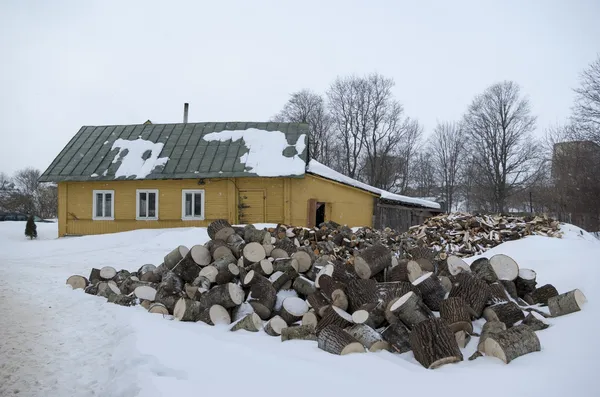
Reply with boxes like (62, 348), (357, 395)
(25, 215), (37, 239)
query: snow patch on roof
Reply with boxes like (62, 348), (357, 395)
(203, 129), (306, 177)
(110, 138), (169, 179)
(307, 160), (440, 209)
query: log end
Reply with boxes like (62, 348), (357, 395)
(429, 356), (462, 369)
(341, 342), (367, 355)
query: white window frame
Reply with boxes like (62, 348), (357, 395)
(181, 189), (205, 220)
(136, 189), (159, 221)
(92, 190), (115, 220)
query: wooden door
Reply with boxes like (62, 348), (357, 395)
(238, 190), (265, 224)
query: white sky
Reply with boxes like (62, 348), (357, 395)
(1, 0), (599, 176)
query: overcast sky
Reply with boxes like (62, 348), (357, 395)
(1, 0), (599, 176)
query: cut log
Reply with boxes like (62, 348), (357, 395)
(331, 260), (359, 284)
(344, 323), (390, 352)
(483, 302), (525, 327)
(274, 238), (297, 256)
(134, 285), (157, 301)
(314, 263), (334, 288)
(66, 275), (89, 290)
(477, 321), (506, 353)
(230, 313), (263, 332)
(171, 250), (204, 283)
(148, 302), (169, 315)
(448, 274), (490, 318)
(213, 257), (239, 285)
(262, 243), (274, 256)
(226, 233), (246, 258)
(279, 296), (309, 325)
(198, 282), (244, 309)
(198, 265), (218, 284)
(243, 242), (266, 264)
(500, 280), (518, 300)
(243, 225), (271, 244)
(489, 254), (519, 281)
(409, 318), (463, 369)
(141, 270), (161, 283)
(522, 312), (549, 331)
(470, 258), (498, 283)
(306, 292), (331, 317)
(483, 324), (541, 364)
(248, 259), (274, 277)
(346, 279), (378, 312)
(89, 268), (101, 284)
(112, 269), (131, 286)
(107, 294), (136, 306)
(159, 271), (184, 295)
(281, 324), (317, 342)
(455, 330), (471, 348)
(212, 246), (236, 263)
(439, 297), (473, 334)
(138, 264), (156, 277)
(318, 324), (365, 355)
(272, 267), (299, 291)
(270, 248), (290, 259)
(191, 275), (212, 293)
(438, 276), (452, 294)
(386, 292), (434, 328)
(154, 289), (179, 314)
(207, 219), (235, 241)
(376, 281), (419, 308)
(173, 298), (203, 321)
(381, 321), (411, 353)
(197, 304), (231, 325)
(488, 282), (510, 304)
(446, 255), (471, 276)
(515, 268), (537, 295)
(354, 244), (392, 279)
(84, 283), (99, 295)
(351, 302), (386, 329)
(97, 281), (120, 299)
(292, 276), (316, 297)
(528, 284), (559, 306)
(272, 258), (299, 273)
(163, 246), (189, 270)
(548, 289), (587, 317)
(264, 315), (288, 336)
(301, 311), (318, 328)
(412, 272), (446, 311)
(187, 245), (212, 267)
(291, 250), (313, 273)
(387, 259), (422, 283)
(247, 273), (277, 320)
(316, 305), (353, 335)
(185, 284), (200, 300)
(99, 266), (117, 280)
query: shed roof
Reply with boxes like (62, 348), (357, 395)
(39, 122), (308, 182)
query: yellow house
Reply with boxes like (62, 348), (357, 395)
(39, 121), (440, 237)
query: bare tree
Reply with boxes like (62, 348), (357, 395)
(463, 81), (540, 213)
(272, 89), (334, 165)
(0, 172), (13, 190)
(428, 122), (466, 212)
(327, 73), (421, 188)
(410, 152), (437, 198)
(14, 167), (41, 196)
(572, 55), (600, 143)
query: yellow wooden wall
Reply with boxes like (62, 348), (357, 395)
(289, 174), (375, 227)
(57, 174), (375, 236)
(58, 177), (285, 236)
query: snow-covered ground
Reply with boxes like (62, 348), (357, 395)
(0, 221), (599, 397)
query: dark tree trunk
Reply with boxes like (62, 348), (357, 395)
(345, 323), (390, 352)
(515, 269), (537, 298)
(483, 324), (541, 363)
(483, 302), (525, 328)
(351, 302), (386, 329)
(522, 313), (549, 331)
(448, 274), (490, 318)
(412, 272), (446, 311)
(317, 324), (365, 355)
(208, 219), (235, 241)
(409, 318), (463, 369)
(381, 321), (411, 353)
(198, 282), (244, 309)
(439, 297), (473, 334)
(346, 279), (378, 312)
(470, 258), (498, 283)
(246, 272), (277, 320)
(528, 284), (559, 306)
(386, 292), (434, 328)
(354, 244), (392, 279)
(315, 305), (353, 335)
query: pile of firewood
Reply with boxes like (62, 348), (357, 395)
(403, 212), (563, 257)
(66, 219), (586, 369)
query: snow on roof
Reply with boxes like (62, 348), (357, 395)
(203, 129), (306, 177)
(307, 160), (440, 209)
(110, 138), (169, 179)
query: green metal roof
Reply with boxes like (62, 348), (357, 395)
(39, 122), (309, 182)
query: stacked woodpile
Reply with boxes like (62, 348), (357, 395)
(66, 219), (586, 369)
(403, 212), (563, 258)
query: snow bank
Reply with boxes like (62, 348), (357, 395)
(1, 222), (599, 397)
(110, 138), (169, 179)
(307, 159), (440, 209)
(203, 129), (306, 176)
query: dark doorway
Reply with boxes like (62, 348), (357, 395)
(316, 202), (326, 226)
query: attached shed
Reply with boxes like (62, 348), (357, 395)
(39, 121), (440, 236)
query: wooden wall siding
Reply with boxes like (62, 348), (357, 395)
(62, 177), (284, 236)
(289, 174), (375, 227)
(373, 202), (435, 232)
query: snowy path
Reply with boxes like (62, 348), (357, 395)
(1, 222), (599, 397)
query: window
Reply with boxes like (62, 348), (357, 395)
(136, 189), (159, 220)
(93, 190), (114, 220)
(181, 189), (205, 220)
